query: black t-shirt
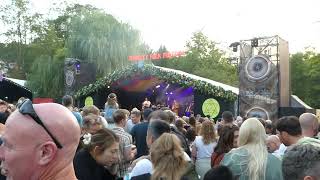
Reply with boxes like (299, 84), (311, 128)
(73, 149), (116, 180)
(76, 136), (85, 152)
(170, 125), (191, 157)
(0, 112), (8, 124)
(130, 122), (149, 158)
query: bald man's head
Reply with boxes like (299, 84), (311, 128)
(0, 102), (80, 180)
(299, 113), (319, 137)
(33, 103), (81, 151)
(266, 135), (281, 153)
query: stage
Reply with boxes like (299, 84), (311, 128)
(75, 64), (238, 118)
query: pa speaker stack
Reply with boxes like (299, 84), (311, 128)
(238, 36), (290, 121)
(64, 58), (97, 96)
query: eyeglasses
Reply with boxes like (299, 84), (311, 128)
(18, 99), (63, 149)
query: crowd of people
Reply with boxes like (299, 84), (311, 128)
(0, 93), (319, 180)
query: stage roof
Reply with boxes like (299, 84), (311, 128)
(5, 77), (26, 86)
(75, 64), (238, 102)
(1, 77), (32, 102)
(155, 66), (239, 95)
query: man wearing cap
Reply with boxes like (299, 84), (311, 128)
(0, 100), (80, 180)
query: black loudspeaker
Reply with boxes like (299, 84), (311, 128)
(64, 58), (96, 96)
(239, 55), (279, 120)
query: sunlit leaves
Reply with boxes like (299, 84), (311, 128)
(65, 6), (145, 76)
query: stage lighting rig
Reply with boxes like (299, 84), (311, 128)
(251, 38), (259, 47)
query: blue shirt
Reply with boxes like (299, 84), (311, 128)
(126, 119), (135, 133)
(104, 106), (117, 123)
(72, 112), (83, 127)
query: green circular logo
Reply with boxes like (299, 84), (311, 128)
(84, 96), (94, 106)
(202, 98), (220, 118)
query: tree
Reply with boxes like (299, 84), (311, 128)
(0, 42), (20, 61)
(0, 0), (43, 72)
(290, 53), (307, 100)
(26, 48), (66, 98)
(25, 3), (148, 99)
(157, 32), (238, 86)
(290, 50), (320, 109)
(65, 4), (147, 76)
(152, 45), (169, 67)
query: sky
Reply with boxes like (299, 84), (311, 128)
(13, 0), (320, 53)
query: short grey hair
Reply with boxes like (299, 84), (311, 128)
(282, 143), (320, 180)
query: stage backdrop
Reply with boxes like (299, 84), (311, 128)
(75, 64), (238, 119)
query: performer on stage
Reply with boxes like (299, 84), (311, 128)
(142, 97), (151, 110)
(172, 99), (180, 116)
(185, 101), (194, 117)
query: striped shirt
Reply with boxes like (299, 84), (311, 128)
(112, 126), (133, 177)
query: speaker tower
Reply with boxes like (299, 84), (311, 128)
(239, 36), (290, 121)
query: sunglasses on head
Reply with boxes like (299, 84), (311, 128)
(18, 99), (63, 149)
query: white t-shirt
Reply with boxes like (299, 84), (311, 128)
(193, 136), (217, 160)
(130, 159), (153, 177)
(99, 116), (109, 128)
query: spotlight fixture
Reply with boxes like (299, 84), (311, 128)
(75, 61), (81, 75)
(156, 85), (161, 89)
(229, 42), (240, 52)
(251, 38), (259, 47)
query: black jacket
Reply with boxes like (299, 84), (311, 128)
(74, 149), (117, 180)
(170, 125), (191, 157)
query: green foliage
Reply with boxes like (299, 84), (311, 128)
(26, 49), (66, 98)
(291, 51), (320, 108)
(23, 20), (66, 97)
(0, 0), (43, 71)
(65, 4), (146, 77)
(157, 32), (238, 87)
(74, 64), (237, 102)
(1, 2), (148, 99)
(152, 45), (169, 67)
(0, 42), (20, 61)
(22, 24), (65, 73)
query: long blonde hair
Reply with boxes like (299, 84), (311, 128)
(238, 118), (268, 180)
(150, 133), (187, 180)
(200, 120), (216, 144)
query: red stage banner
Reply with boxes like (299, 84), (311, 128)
(33, 98), (54, 104)
(128, 51), (185, 61)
